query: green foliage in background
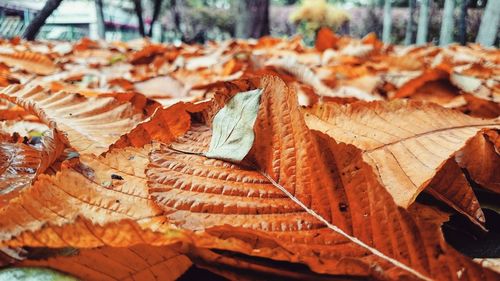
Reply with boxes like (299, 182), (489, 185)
(290, 0), (349, 44)
(0, 267), (78, 281)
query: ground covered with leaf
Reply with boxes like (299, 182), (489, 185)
(0, 30), (499, 280)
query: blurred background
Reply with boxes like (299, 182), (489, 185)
(0, 0), (497, 46)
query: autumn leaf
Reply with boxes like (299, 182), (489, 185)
(0, 90), (65, 206)
(107, 78), (135, 91)
(456, 129), (500, 194)
(17, 244), (191, 281)
(0, 142), (57, 206)
(425, 158), (485, 229)
(0, 52), (58, 76)
(0, 85), (159, 155)
(265, 56), (380, 101)
(110, 102), (204, 151)
(146, 76), (498, 280)
(0, 32), (499, 281)
(129, 44), (168, 65)
(133, 76), (188, 105)
(393, 68), (449, 98)
(315, 27), (339, 51)
(450, 72), (499, 103)
(304, 100), (499, 226)
(205, 88), (263, 162)
(0, 146), (184, 249)
(455, 94), (500, 118)
(0, 113), (193, 280)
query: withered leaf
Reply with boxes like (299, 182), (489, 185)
(17, 244), (191, 281)
(456, 129), (500, 194)
(304, 100), (499, 226)
(0, 90), (65, 205)
(0, 146), (184, 248)
(0, 85), (158, 155)
(146, 76), (498, 280)
(0, 32), (499, 281)
(0, 52), (58, 76)
(206, 88), (263, 162)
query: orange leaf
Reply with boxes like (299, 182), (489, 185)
(0, 89), (66, 206)
(315, 27), (338, 52)
(425, 158), (485, 229)
(456, 129), (500, 194)
(394, 68), (449, 98)
(110, 102), (200, 151)
(0, 52), (58, 76)
(0, 146), (185, 249)
(305, 100), (499, 210)
(146, 76), (498, 280)
(0, 85), (158, 155)
(18, 244), (191, 281)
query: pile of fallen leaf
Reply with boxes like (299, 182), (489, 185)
(0, 28), (498, 280)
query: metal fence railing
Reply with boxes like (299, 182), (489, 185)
(0, 16), (25, 38)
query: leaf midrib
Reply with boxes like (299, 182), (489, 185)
(367, 123), (499, 152)
(259, 171), (433, 281)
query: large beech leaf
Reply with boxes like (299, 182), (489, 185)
(0, 134), (192, 281)
(0, 146), (185, 249)
(146, 76), (498, 280)
(17, 244), (191, 281)
(304, 100), (499, 225)
(150, 122), (412, 279)
(0, 85), (159, 155)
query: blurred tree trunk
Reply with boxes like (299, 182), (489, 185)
(148, 0), (163, 37)
(382, 0), (392, 43)
(439, 0), (455, 45)
(339, 21), (350, 36)
(404, 0), (416, 45)
(476, 0), (499, 46)
(133, 0), (146, 37)
(95, 0), (105, 39)
(236, 0), (270, 39)
(171, 0), (183, 41)
(416, 0), (430, 44)
(23, 0), (63, 40)
(458, 0), (468, 45)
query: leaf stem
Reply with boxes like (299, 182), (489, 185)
(259, 171), (433, 281)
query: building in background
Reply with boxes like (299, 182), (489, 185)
(0, 0), (140, 41)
